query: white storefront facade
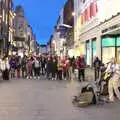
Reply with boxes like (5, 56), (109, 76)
(74, 0), (120, 65)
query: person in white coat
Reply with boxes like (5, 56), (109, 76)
(1, 57), (10, 80)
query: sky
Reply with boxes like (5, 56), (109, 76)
(14, 0), (67, 45)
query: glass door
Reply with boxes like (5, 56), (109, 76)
(86, 41), (90, 65)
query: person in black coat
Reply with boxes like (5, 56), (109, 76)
(93, 57), (101, 81)
(41, 57), (46, 75)
(46, 57), (52, 79)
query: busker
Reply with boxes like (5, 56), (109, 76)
(106, 57), (120, 102)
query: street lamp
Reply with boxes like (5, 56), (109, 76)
(72, 12), (75, 16)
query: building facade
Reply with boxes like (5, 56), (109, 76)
(63, 0), (74, 57)
(39, 44), (47, 55)
(0, 0), (14, 56)
(14, 5), (29, 56)
(74, 0), (120, 65)
(49, 8), (68, 57)
(51, 0), (74, 58)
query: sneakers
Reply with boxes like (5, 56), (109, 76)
(52, 78), (56, 80)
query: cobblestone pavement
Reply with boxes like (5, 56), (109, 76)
(0, 77), (120, 120)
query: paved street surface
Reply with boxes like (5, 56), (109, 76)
(0, 77), (120, 120)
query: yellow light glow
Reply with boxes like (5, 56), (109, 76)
(72, 12), (75, 16)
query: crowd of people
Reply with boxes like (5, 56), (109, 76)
(0, 53), (120, 102)
(0, 54), (86, 81)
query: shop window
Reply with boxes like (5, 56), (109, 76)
(90, 1), (98, 18)
(117, 37), (120, 46)
(87, 7), (90, 21)
(102, 37), (115, 47)
(102, 47), (115, 63)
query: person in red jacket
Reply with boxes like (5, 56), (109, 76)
(62, 56), (69, 80)
(77, 56), (86, 82)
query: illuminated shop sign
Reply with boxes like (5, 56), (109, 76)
(102, 23), (120, 34)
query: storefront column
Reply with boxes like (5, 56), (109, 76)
(96, 36), (101, 60)
(89, 40), (92, 66)
(86, 40), (92, 66)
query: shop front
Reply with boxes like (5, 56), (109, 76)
(74, 44), (85, 57)
(116, 37), (120, 64)
(101, 35), (120, 63)
(74, 47), (80, 57)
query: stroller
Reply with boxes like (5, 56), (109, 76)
(72, 65), (114, 107)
